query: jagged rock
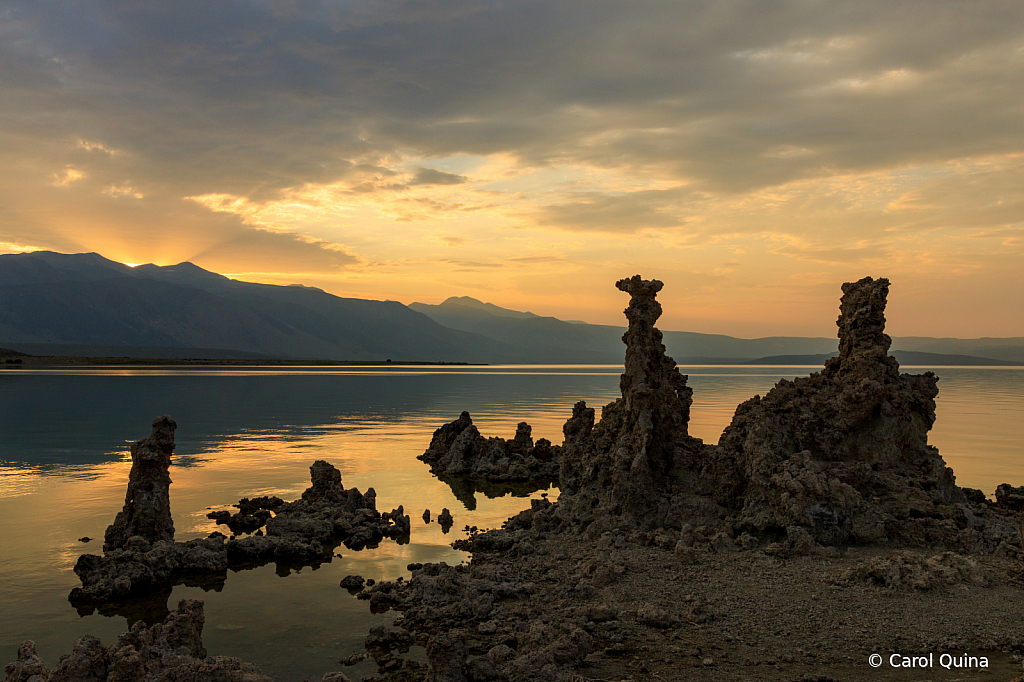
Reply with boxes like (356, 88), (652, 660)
(3, 600), (271, 682)
(481, 276), (986, 550)
(72, 432), (410, 607)
(71, 535), (230, 605)
(419, 412), (560, 485)
(103, 416), (177, 552)
(425, 632), (468, 682)
(961, 488), (988, 505)
(340, 575), (365, 591)
(364, 626), (412, 652)
(206, 496), (285, 535)
(382, 506), (411, 537)
(838, 551), (989, 589)
(438, 508), (454, 533)
(719, 277), (968, 545)
(995, 483), (1024, 511)
(553, 275), (727, 534)
(3, 640), (48, 682)
(353, 275), (1024, 682)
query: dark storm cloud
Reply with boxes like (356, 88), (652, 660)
(2, 0), (1023, 222)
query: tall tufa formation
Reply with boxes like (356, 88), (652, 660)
(720, 276), (966, 545)
(617, 276), (694, 451)
(103, 415), (177, 551)
(555, 276), (714, 533)
(824, 276), (900, 381)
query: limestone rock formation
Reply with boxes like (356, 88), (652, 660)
(495, 275), (997, 553)
(995, 483), (1024, 511)
(419, 412), (559, 484)
(103, 415), (177, 552)
(72, 429), (410, 607)
(719, 277), (968, 545)
(207, 496), (285, 535)
(3, 641), (48, 682)
(4, 600), (272, 682)
(553, 276), (727, 533)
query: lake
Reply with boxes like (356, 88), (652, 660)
(1, 364), (1021, 681)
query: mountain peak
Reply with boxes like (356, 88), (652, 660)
(436, 296), (538, 319)
(135, 261), (230, 282)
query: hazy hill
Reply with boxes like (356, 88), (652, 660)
(3, 251), (1021, 364)
(410, 298), (840, 362)
(410, 297), (1024, 365)
(742, 352), (1021, 366)
(0, 252), (529, 362)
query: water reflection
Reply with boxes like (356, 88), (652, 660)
(435, 473), (558, 511)
(1, 365), (1021, 681)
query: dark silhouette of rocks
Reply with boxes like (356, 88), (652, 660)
(371, 275), (1024, 682)
(718, 276), (969, 545)
(422, 274), (1024, 618)
(103, 416), (177, 552)
(419, 412), (560, 486)
(71, 420), (411, 608)
(553, 275), (719, 534)
(340, 575), (365, 592)
(505, 275), (995, 549)
(438, 508), (454, 533)
(207, 496), (285, 534)
(4, 600), (272, 682)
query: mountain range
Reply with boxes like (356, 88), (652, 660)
(1, 251), (1021, 365)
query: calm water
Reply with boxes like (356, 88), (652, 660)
(0, 364), (1021, 681)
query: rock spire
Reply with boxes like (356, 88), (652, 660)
(103, 415), (177, 551)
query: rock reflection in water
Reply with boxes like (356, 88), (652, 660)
(70, 420), (412, 612)
(434, 471), (555, 511)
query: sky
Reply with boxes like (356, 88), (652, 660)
(2, 0), (1023, 337)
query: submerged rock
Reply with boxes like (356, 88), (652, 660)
(103, 416), (177, 552)
(4, 600), (271, 682)
(419, 412), (560, 485)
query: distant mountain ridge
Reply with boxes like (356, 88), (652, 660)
(0, 251), (529, 362)
(410, 297), (1024, 365)
(2, 251), (1022, 364)
(742, 352), (1022, 366)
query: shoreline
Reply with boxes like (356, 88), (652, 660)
(0, 356), (484, 368)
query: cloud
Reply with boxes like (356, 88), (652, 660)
(407, 167), (468, 186)
(52, 167), (83, 186)
(531, 190), (687, 233)
(194, 228), (361, 274)
(2, 1), (1023, 335)
(4, 0), (1020, 200)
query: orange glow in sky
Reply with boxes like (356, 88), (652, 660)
(1, 3), (1022, 337)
